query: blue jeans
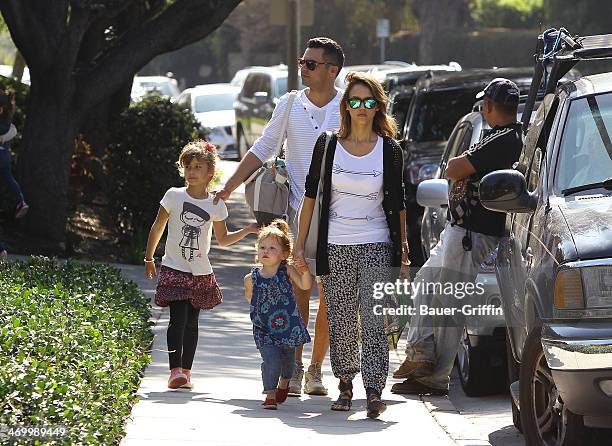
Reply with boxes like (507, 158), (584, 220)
(0, 148), (24, 202)
(258, 345), (295, 393)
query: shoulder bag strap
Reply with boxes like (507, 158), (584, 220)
(274, 90), (298, 161)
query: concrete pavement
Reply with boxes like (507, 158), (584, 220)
(113, 160), (521, 445)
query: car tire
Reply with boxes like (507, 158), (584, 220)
(519, 327), (584, 446)
(237, 127), (249, 160)
(506, 332), (522, 433)
(456, 328), (506, 396)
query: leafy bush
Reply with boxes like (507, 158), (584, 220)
(0, 257), (153, 445)
(105, 94), (199, 245)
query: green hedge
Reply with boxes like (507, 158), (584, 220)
(0, 257), (153, 445)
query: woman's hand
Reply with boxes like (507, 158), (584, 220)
(145, 260), (157, 280)
(293, 244), (306, 269)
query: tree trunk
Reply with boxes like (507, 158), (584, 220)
(16, 75), (78, 247)
(412, 0), (471, 64)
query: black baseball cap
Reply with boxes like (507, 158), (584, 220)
(476, 78), (520, 105)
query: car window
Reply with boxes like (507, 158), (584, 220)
(555, 92), (612, 192)
(409, 89), (480, 143)
(275, 77), (303, 97)
(194, 93), (236, 113)
(518, 94), (558, 175)
(177, 93), (191, 110)
(242, 73), (262, 99)
(390, 94), (413, 140)
(259, 75), (272, 96)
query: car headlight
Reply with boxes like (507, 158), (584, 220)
(583, 266), (612, 308)
(408, 163), (439, 185)
(554, 266), (612, 309)
(418, 164), (438, 183)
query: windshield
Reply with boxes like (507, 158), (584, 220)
(136, 81), (176, 98)
(409, 89), (479, 143)
(556, 93), (612, 192)
(194, 93), (235, 113)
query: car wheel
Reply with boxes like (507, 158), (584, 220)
(519, 327), (584, 446)
(237, 127), (249, 159)
(456, 328), (505, 396)
(506, 332), (522, 432)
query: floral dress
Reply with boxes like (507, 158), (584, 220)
(249, 264), (311, 349)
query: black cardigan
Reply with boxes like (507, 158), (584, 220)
(304, 132), (405, 276)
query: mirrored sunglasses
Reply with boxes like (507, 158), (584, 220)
(347, 97), (378, 109)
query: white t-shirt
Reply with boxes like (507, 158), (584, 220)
(302, 94), (327, 128)
(328, 136), (391, 245)
(160, 187), (228, 275)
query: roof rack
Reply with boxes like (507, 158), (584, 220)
(522, 29), (612, 133)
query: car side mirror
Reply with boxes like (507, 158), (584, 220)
(254, 91), (269, 104)
(417, 179), (448, 208)
(480, 169), (537, 214)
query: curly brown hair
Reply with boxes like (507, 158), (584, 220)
(256, 219), (293, 264)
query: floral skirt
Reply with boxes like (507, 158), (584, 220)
(155, 266), (223, 310)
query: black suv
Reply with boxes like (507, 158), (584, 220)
(481, 30), (612, 445)
(401, 68), (535, 266)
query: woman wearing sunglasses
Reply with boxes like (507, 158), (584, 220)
(295, 71), (409, 418)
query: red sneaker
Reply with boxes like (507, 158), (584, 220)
(180, 369), (194, 389)
(167, 369), (187, 389)
(262, 397), (277, 410)
(276, 386), (289, 404)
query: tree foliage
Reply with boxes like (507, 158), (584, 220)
(471, 0), (544, 29)
(0, 0), (242, 244)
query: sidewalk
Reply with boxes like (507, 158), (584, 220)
(117, 174), (466, 446)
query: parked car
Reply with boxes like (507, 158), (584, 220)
(0, 64), (30, 85)
(479, 30), (612, 445)
(417, 100), (538, 396)
(387, 64), (464, 140)
(234, 66), (302, 159)
(176, 83), (240, 159)
(131, 75), (181, 102)
(400, 68), (539, 266)
(335, 61), (412, 89)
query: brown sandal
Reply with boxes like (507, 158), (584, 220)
(331, 379), (353, 411)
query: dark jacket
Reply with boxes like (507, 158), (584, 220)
(304, 131), (405, 276)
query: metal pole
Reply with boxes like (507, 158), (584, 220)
(287, 0), (299, 92)
(380, 37), (386, 63)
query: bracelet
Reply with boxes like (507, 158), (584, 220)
(144, 258), (155, 263)
(401, 260), (411, 266)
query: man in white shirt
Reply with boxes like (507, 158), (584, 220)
(216, 37), (344, 396)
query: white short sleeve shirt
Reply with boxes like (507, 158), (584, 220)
(160, 187), (228, 275)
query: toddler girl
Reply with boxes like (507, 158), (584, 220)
(244, 219), (311, 409)
(146, 140), (258, 389)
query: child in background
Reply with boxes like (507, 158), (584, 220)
(244, 219), (311, 409)
(0, 89), (29, 220)
(146, 140), (258, 389)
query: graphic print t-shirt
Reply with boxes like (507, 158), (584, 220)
(160, 187), (228, 275)
(328, 136), (391, 245)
